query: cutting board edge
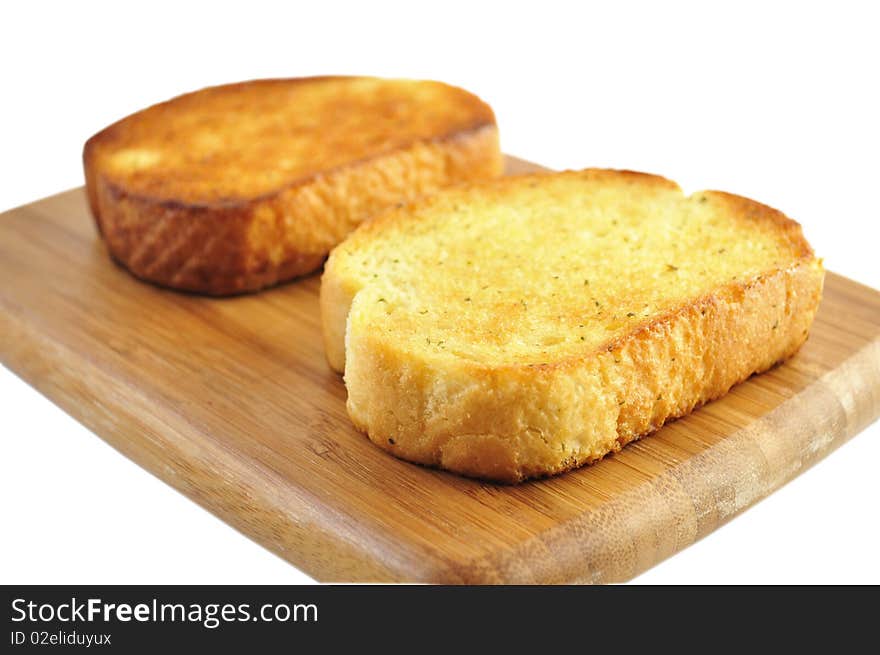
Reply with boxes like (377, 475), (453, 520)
(3, 173), (880, 584)
(0, 303), (434, 583)
(513, 334), (880, 584)
(4, 263), (879, 584)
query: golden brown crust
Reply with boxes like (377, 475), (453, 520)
(345, 260), (823, 483)
(323, 169), (825, 482)
(83, 77), (502, 295)
(702, 190), (816, 259)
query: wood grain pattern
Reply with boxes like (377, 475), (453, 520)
(1, 156), (878, 583)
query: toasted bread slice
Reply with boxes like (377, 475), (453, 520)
(321, 169), (824, 482)
(83, 77), (502, 295)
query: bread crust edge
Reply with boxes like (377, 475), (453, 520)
(343, 259), (824, 482)
(321, 170), (825, 482)
(84, 122), (502, 296)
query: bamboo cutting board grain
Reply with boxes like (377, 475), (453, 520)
(1, 157), (879, 583)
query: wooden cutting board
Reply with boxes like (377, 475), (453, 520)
(2, 157), (879, 583)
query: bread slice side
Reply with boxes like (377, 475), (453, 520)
(321, 170), (824, 482)
(84, 77), (502, 295)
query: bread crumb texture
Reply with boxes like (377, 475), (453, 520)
(84, 77), (502, 294)
(322, 169), (824, 482)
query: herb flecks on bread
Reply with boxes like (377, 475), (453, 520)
(321, 169), (824, 482)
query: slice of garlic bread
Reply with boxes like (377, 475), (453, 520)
(321, 169), (824, 482)
(84, 77), (502, 295)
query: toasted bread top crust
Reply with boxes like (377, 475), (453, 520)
(326, 169), (820, 369)
(84, 77), (497, 204)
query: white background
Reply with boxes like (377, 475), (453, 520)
(2, 1), (878, 584)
